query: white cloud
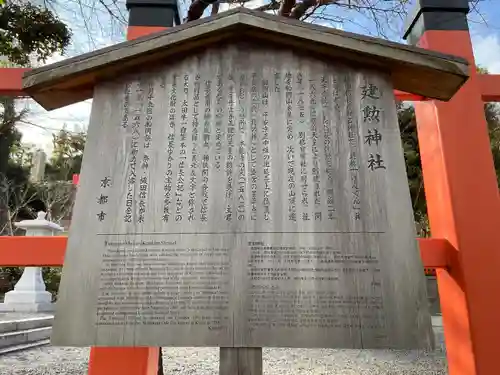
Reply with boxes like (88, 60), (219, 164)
(472, 33), (500, 74)
(18, 99), (92, 155)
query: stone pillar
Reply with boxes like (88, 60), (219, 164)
(29, 150), (46, 183)
(1, 212), (63, 312)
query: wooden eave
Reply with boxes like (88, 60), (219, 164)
(22, 7), (469, 111)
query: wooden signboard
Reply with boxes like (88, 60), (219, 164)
(52, 43), (434, 349)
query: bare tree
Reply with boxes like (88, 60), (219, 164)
(39, 0), (127, 51)
(37, 0), (411, 45)
(33, 181), (75, 225)
(0, 94), (30, 236)
(184, 0), (412, 38)
(188, 0), (486, 37)
(0, 174), (38, 235)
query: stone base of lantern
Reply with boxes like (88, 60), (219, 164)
(0, 302), (55, 313)
(0, 213), (62, 314)
(0, 291), (55, 312)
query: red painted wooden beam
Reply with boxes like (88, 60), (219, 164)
(393, 90), (426, 101)
(418, 237), (452, 268)
(2, 69), (496, 103)
(0, 68), (451, 102)
(478, 74), (500, 102)
(0, 236), (66, 266)
(395, 74), (500, 102)
(0, 68), (31, 96)
(0, 236), (451, 268)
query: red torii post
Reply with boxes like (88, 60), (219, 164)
(0, 0), (500, 374)
(88, 2), (181, 374)
(403, 1), (500, 375)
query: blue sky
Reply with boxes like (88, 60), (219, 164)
(18, 0), (500, 154)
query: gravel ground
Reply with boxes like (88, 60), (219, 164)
(0, 317), (446, 374)
(0, 345), (447, 375)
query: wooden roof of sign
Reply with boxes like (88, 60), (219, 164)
(22, 7), (469, 110)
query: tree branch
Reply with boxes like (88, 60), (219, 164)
(0, 2), (71, 65)
(0, 97), (28, 136)
(255, 1), (280, 12)
(211, 2), (220, 16)
(289, 0), (316, 19)
(187, 0), (220, 21)
(290, 0), (338, 20)
(279, 0), (296, 17)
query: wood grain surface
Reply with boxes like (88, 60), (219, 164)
(52, 43), (434, 350)
(220, 348), (262, 375)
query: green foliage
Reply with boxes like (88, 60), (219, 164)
(397, 103), (429, 236)
(0, 267), (22, 296)
(42, 267), (62, 301)
(485, 103), (500, 187)
(0, 96), (27, 135)
(0, 0), (71, 234)
(9, 140), (36, 169)
(3, 128), (36, 223)
(0, 1), (71, 65)
(0, 267), (61, 301)
(399, 100), (500, 236)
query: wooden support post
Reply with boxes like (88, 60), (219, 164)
(220, 348), (263, 375)
(88, 347), (160, 375)
(404, 1), (500, 374)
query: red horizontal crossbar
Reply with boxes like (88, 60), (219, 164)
(418, 237), (451, 268)
(478, 74), (500, 102)
(0, 68), (31, 96)
(393, 90), (425, 101)
(3, 68), (497, 103)
(0, 236), (451, 268)
(0, 236), (66, 266)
